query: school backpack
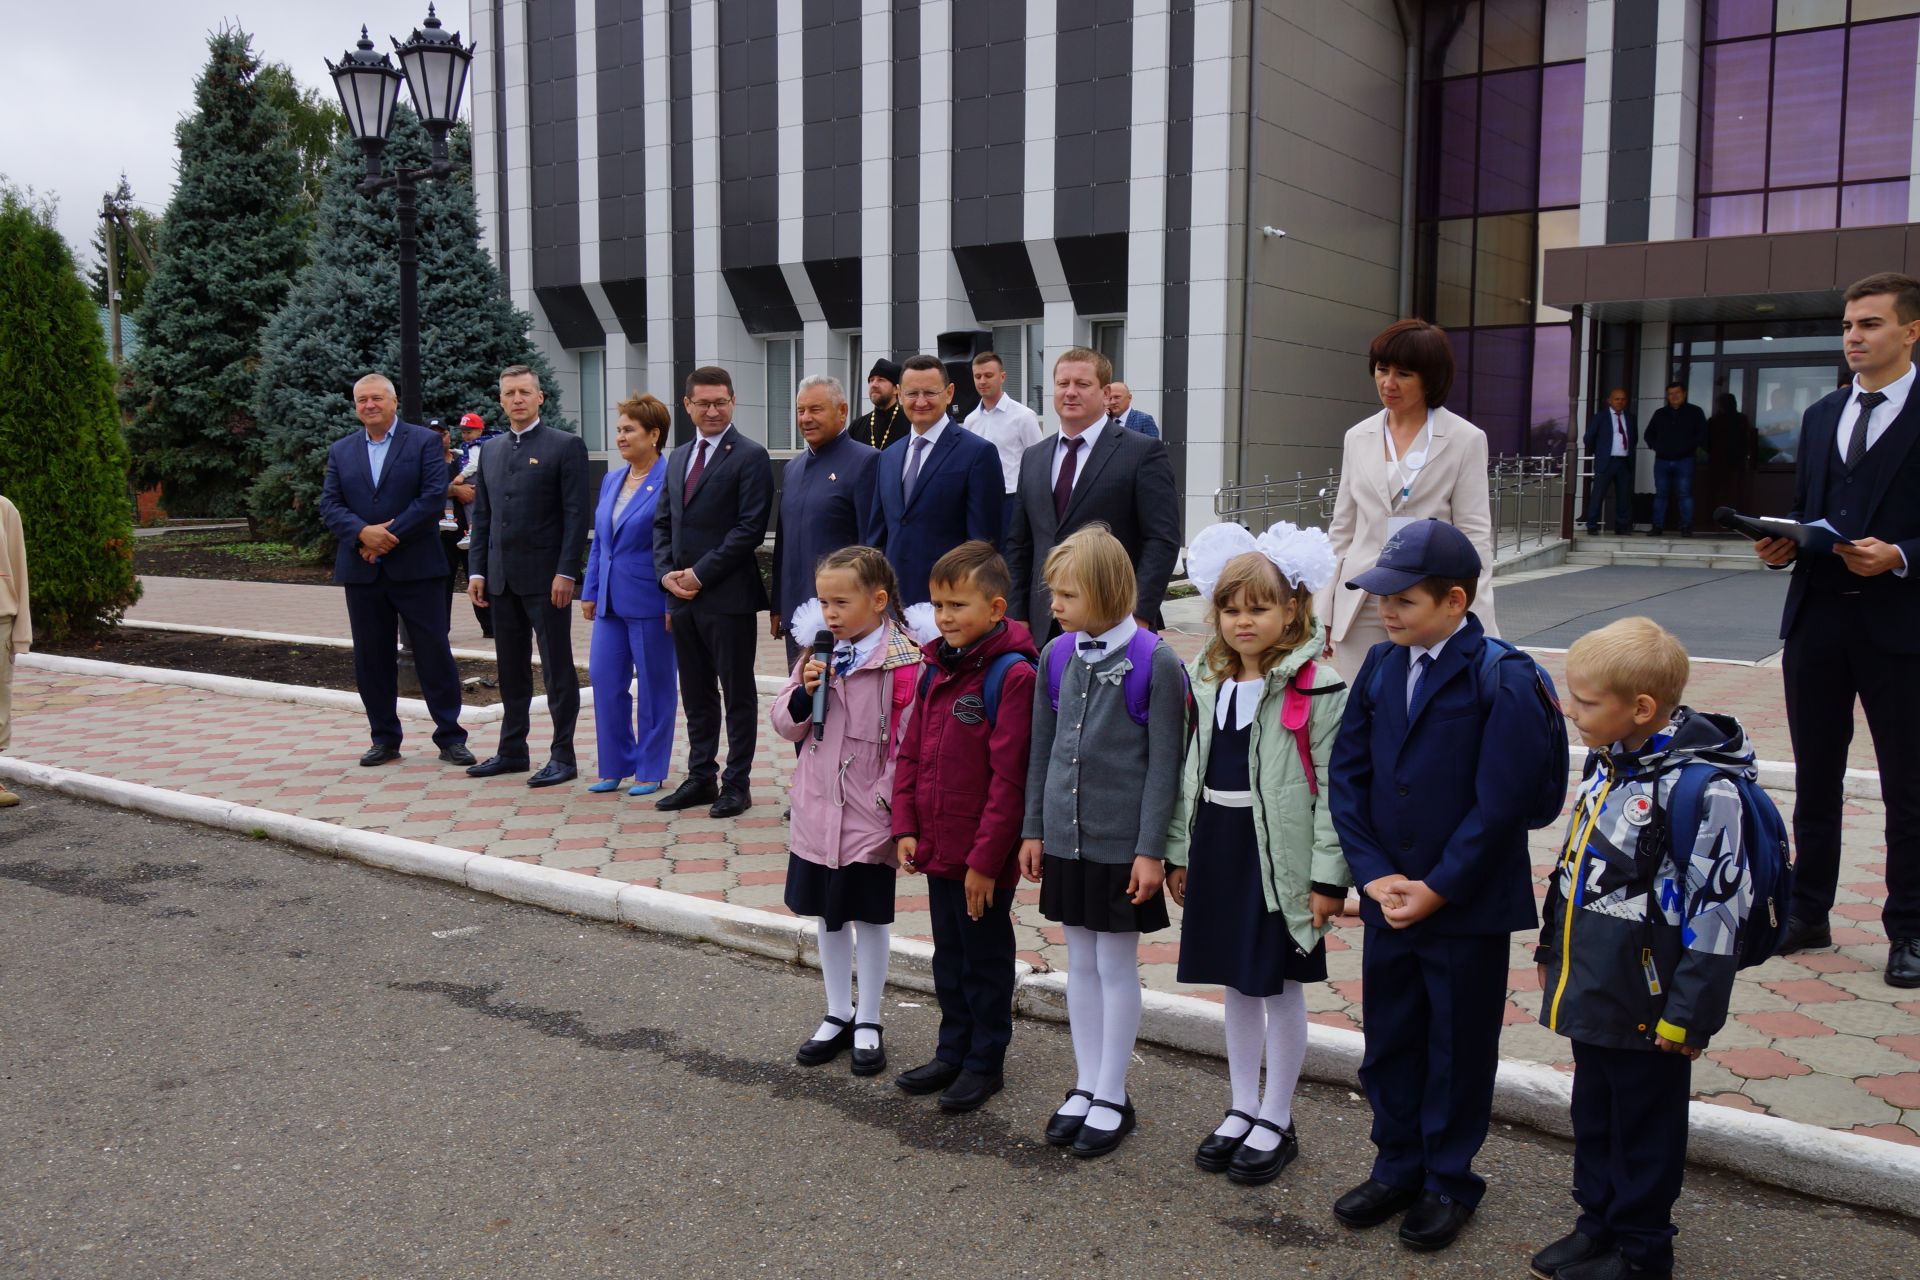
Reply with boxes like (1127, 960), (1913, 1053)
(1043, 628), (1197, 741)
(1365, 635), (1569, 830)
(915, 651), (1037, 727)
(1660, 764), (1793, 969)
(1280, 660), (1338, 796)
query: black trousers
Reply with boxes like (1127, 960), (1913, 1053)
(1784, 597), (1920, 937)
(928, 875), (1017, 1075)
(489, 589), (580, 766)
(672, 607), (758, 792)
(1586, 457), (1633, 532)
(344, 577), (465, 750)
(1569, 1039), (1691, 1275)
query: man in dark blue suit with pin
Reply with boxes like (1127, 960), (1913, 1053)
(318, 373), (472, 768)
(867, 354), (1003, 605)
(770, 373), (879, 667)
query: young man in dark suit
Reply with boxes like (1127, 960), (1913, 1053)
(318, 373), (471, 768)
(653, 365), (776, 818)
(1755, 271), (1920, 987)
(1005, 347), (1182, 634)
(465, 364), (592, 787)
(1583, 387), (1637, 536)
(865, 354), (1004, 606)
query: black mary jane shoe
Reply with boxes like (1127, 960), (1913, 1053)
(795, 1015), (853, 1067)
(1070, 1097), (1136, 1160)
(1044, 1089), (1095, 1146)
(1398, 1190), (1475, 1251)
(1332, 1178), (1422, 1228)
(1226, 1119), (1298, 1186)
(849, 1023), (886, 1076)
(1530, 1229), (1611, 1279)
(1194, 1109), (1254, 1173)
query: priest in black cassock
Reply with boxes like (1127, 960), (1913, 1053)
(848, 358), (907, 451)
(770, 373), (882, 667)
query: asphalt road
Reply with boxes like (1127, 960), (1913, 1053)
(1, 789), (1913, 1279)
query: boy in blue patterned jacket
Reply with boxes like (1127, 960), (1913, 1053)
(1531, 617), (1754, 1280)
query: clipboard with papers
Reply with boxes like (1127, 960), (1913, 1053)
(1714, 506), (1853, 552)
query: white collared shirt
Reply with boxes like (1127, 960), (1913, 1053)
(1051, 417), (1108, 489)
(1610, 408), (1630, 457)
(964, 394), (1043, 492)
(1076, 615), (1138, 667)
(509, 417), (542, 440)
(694, 422), (734, 448)
(1407, 618), (1466, 708)
(906, 419), (946, 452)
(1215, 676), (1265, 730)
(1837, 363), (1914, 462)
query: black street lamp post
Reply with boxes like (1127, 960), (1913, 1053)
(327, 4), (476, 423)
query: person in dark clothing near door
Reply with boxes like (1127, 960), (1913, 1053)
(1582, 388), (1637, 536)
(1706, 392), (1756, 517)
(1644, 383), (1707, 536)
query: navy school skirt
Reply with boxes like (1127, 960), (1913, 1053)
(784, 853), (896, 930)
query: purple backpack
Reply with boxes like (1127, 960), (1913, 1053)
(1044, 629), (1196, 739)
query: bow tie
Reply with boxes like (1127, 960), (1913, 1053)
(1078, 638), (1108, 652)
(832, 644), (857, 675)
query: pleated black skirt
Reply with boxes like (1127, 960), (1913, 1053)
(784, 854), (896, 930)
(1038, 853), (1171, 935)
(1175, 800), (1327, 995)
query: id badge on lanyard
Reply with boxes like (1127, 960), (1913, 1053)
(1385, 412), (1433, 537)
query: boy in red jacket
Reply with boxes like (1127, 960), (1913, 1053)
(892, 541), (1040, 1112)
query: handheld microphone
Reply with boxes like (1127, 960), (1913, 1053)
(811, 629), (834, 740)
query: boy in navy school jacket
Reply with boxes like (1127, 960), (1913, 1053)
(1327, 518), (1541, 1252)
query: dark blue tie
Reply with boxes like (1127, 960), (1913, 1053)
(1408, 652), (1434, 711)
(1078, 638), (1107, 653)
(833, 644), (857, 677)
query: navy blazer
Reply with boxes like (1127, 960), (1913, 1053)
(1584, 407), (1637, 462)
(1780, 385), (1920, 646)
(1116, 409), (1160, 439)
(1327, 613), (1541, 937)
(771, 428), (880, 624)
(866, 424), (1003, 605)
(318, 419), (450, 585)
(583, 457), (671, 620)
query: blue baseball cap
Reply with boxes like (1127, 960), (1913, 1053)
(1346, 518), (1482, 596)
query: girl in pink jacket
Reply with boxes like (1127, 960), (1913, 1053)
(773, 545), (923, 1077)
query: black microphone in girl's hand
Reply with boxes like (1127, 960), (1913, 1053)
(811, 629), (834, 740)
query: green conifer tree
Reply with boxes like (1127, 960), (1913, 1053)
(250, 108), (569, 550)
(121, 27), (303, 517)
(0, 184), (140, 639)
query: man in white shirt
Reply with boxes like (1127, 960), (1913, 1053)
(962, 350), (1042, 536)
(1582, 387), (1637, 536)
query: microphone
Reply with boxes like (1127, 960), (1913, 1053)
(811, 629), (834, 740)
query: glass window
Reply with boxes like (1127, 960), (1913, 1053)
(1766, 185), (1838, 230)
(1706, 0), (1773, 41)
(1432, 78), (1480, 219)
(1698, 39), (1771, 194)
(1469, 326), (1530, 456)
(577, 349), (606, 452)
(1855, 0), (1920, 19)
(1478, 69), (1541, 214)
(1696, 193), (1766, 236)
(1426, 0), (1483, 79)
(1090, 319), (1126, 382)
(1528, 323), (1573, 457)
(1538, 62), (1583, 208)
(1474, 213), (1535, 329)
(1769, 29), (1845, 188)
(1842, 179), (1911, 226)
(1481, 0), (1542, 71)
(1433, 218), (1475, 329)
(1543, 0), (1587, 62)
(764, 336), (801, 452)
(1776, 0), (1847, 31)
(1535, 209), (1579, 323)
(1844, 19), (1920, 181)
(846, 333), (862, 403)
(1753, 365), (1842, 464)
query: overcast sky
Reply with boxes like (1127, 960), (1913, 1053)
(6, 1), (470, 266)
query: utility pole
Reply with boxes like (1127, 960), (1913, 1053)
(102, 196), (122, 366)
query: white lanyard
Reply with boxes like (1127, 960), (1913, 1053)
(1384, 411), (1433, 510)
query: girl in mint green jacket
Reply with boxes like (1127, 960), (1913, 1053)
(1165, 522), (1351, 1187)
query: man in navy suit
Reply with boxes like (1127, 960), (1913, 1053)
(771, 374), (880, 667)
(1756, 271), (1920, 987)
(317, 373), (471, 768)
(1104, 381), (1160, 439)
(1583, 387), (1637, 535)
(867, 354), (1003, 606)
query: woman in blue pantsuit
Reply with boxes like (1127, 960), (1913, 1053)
(581, 393), (677, 795)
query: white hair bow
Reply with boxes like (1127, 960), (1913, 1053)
(1184, 520), (1337, 599)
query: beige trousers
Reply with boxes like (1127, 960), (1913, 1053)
(0, 616), (14, 752)
(1328, 597), (1390, 691)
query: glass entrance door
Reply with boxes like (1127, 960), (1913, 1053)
(1715, 358), (1847, 519)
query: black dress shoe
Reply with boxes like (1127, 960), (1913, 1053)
(1070, 1097), (1135, 1159)
(850, 1023), (886, 1076)
(527, 760), (578, 788)
(1559, 1252), (1644, 1280)
(437, 743), (476, 767)
(1779, 915), (1833, 954)
(466, 755), (531, 778)
(1531, 1230), (1611, 1279)
(1888, 937), (1920, 989)
(1044, 1089), (1094, 1146)
(1398, 1190), (1474, 1251)
(938, 1069), (1004, 1113)
(1333, 1178), (1422, 1228)
(895, 1059), (963, 1095)
(655, 778), (719, 811)
(796, 1015), (853, 1066)
(359, 744), (402, 767)
(1226, 1119), (1298, 1186)
(1194, 1109), (1254, 1173)
(708, 789), (752, 819)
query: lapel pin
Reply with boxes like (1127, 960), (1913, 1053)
(529, 457), (540, 465)
(828, 472), (837, 481)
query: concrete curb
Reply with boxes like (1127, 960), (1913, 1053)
(124, 618), (509, 665)
(2, 756), (1914, 1218)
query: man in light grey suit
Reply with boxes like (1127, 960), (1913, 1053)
(1007, 349), (1182, 634)
(1104, 381), (1160, 439)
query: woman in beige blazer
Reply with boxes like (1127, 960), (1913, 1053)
(1322, 320), (1497, 683)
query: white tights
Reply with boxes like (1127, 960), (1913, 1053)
(814, 920), (890, 1050)
(1212, 983), (1308, 1151)
(1060, 925), (1144, 1130)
